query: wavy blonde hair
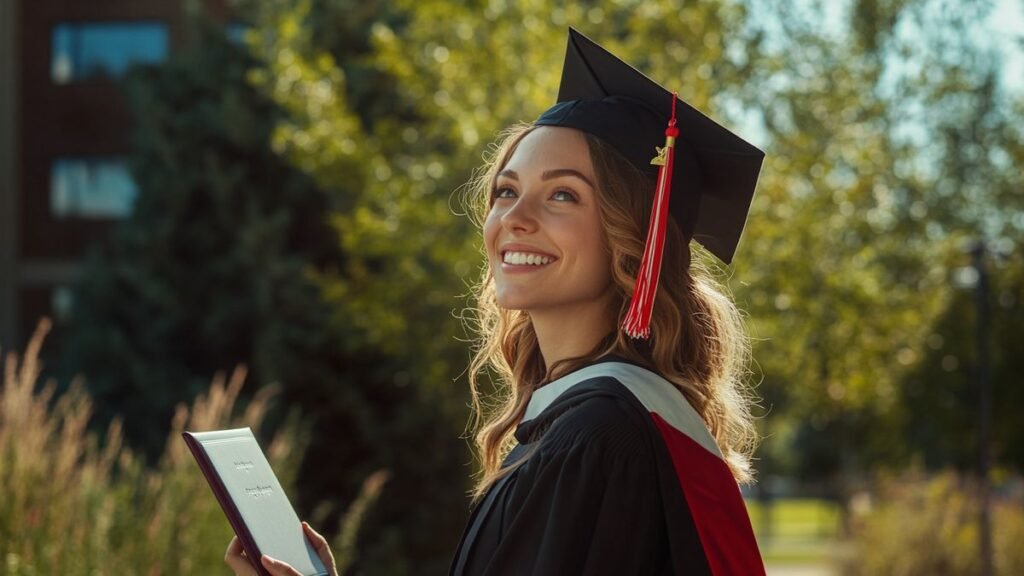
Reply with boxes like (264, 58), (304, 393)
(462, 123), (759, 503)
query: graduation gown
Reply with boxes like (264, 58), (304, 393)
(449, 359), (765, 575)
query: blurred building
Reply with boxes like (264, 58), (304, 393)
(0, 0), (229, 350)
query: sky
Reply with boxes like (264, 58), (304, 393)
(991, 0), (1024, 93)
(812, 0), (1022, 94)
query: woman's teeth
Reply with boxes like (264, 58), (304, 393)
(503, 251), (552, 265)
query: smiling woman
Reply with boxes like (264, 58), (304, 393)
(450, 28), (767, 576)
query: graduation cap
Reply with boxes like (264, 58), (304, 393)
(534, 27), (765, 338)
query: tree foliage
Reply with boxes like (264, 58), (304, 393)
(729, 0), (1023, 490)
(63, 19), (343, 455)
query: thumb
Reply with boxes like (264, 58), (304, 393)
(302, 521), (338, 574)
(261, 554), (303, 576)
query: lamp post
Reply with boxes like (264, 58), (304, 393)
(968, 240), (993, 576)
(953, 239), (993, 576)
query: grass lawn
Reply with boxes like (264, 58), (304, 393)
(746, 498), (842, 565)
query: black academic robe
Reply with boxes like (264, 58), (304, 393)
(449, 360), (765, 576)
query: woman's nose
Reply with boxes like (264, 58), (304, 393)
(501, 195), (539, 232)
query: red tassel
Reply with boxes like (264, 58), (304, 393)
(622, 94), (679, 339)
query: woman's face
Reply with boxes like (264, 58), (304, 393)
(484, 126), (613, 316)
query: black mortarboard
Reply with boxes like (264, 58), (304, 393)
(535, 27), (764, 263)
(534, 28), (765, 337)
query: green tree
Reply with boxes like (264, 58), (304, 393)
(899, 253), (1024, 472)
(62, 18), (344, 456)
(733, 0), (952, 496)
(868, 0), (1024, 478)
(733, 0), (1023, 512)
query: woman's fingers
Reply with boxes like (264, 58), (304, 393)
(302, 521), (339, 575)
(226, 525), (337, 576)
(261, 554), (304, 576)
(302, 521), (328, 552)
(224, 536), (259, 576)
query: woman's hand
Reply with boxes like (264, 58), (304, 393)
(224, 521), (339, 576)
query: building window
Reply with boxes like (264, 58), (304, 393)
(51, 22), (169, 84)
(226, 22), (250, 45)
(50, 158), (138, 219)
(52, 285), (75, 324)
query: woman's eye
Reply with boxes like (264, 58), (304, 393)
(551, 189), (577, 202)
(492, 186), (516, 200)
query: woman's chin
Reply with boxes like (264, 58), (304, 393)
(495, 299), (529, 312)
(494, 292), (536, 312)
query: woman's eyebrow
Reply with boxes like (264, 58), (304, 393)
(541, 168), (594, 189)
(496, 168), (594, 189)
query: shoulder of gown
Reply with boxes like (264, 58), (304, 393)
(510, 364), (766, 576)
(478, 380), (674, 576)
(526, 378), (657, 466)
(451, 363), (765, 576)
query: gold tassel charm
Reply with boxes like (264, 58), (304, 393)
(649, 134), (676, 166)
(650, 146), (668, 166)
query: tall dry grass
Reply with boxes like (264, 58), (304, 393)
(842, 470), (1024, 575)
(0, 319), (386, 575)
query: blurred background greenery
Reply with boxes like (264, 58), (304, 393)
(1, 0), (1022, 574)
